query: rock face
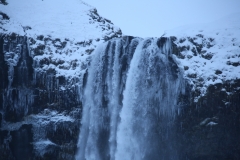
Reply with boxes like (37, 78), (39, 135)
(177, 80), (240, 160)
(0, 34), (82, 160)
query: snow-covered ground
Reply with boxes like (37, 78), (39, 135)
(166, 13), (240, 101)
(0, 0), (122, 78)
(0, 0), (121, 42)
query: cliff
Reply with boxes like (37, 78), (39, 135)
(0, 0), (240, 160)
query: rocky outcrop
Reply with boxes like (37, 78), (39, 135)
(176, 80), (240, 160)
(168, 30), (240, 159)
(0, 34), (82, 160)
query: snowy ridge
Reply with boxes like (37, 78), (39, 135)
(166, 13), (240, 101)
(0, 0), (121, 42)
(0, 0), (122, 78)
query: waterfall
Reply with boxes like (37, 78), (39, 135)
(76, 37), (185, 160)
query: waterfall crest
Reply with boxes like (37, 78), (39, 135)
(76, 37), (185, 160)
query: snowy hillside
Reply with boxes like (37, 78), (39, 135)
(0, 0), (122, 78)
(166, 14), (240, 101)
(0, 0), (121, 41)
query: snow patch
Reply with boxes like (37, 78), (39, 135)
(207, 122), (218, 126)
(33, 139), (57, 157)
(167, 13), (240, 100)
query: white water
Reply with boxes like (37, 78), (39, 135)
(76, 37), (185, 160)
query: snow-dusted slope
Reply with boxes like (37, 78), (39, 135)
(166, 13), (240, 101)
(0, 0), (122, 78)
(0, 0), (121, 42)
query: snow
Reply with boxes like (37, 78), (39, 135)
(1, 109), (75, 131)
(0, 0), (120, 42)
(207, 121), (218, 126)
(200, 117), (218, 126)
(0, 0), (122, 80)
(166, 13), (240, 100)
(34, 139), (56, 157)
(34, 139), (56, 146)
(200, 118), (211, 126)
(34, 109), (74, 124)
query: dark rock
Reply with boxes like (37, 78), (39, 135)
(9, 32), (17, 40)
(170, 36), (177, 42)
(34, 44), (45, 55)
(0, 34), (83, 160)
(226, 61), (240, 66)
(143, 38), (152, 49)
(157, 37), (168, 48)
(0, 11), (9, 19)
(184, 66), (189, 70)
(232, 62), (240, 66)
(179, 45), (189, 52)
(0, 130), (15, 160)
(202, 52), (213, 60)
(208, 37), (214, 42)
(215, 70), (222, 75)
(9, 124), (33, 160)
(37, 35), (44, 41)
(192, 47), (198, 56)
(196, 34), (204, 38)
(200, 50), (207, 54)
(85, 48), (94, 54)
(179, 38), (186, 43)
(168, 55), (179, 78)
(187, 73), (197, 78)
(177, 80), (240, 160)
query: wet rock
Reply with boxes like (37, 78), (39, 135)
(177, 80), (240, 160)
(9, 124), (33, 160)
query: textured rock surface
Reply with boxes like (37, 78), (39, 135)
(176, 80), (240, 160)
(0, 34), (82, 160)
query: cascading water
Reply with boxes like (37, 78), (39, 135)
(76, 37), (186, 160)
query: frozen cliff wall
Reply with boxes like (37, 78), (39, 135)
(0, 30), (84, 160)
(166, 13), (240, 159)
(166, 14), (240, 101)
